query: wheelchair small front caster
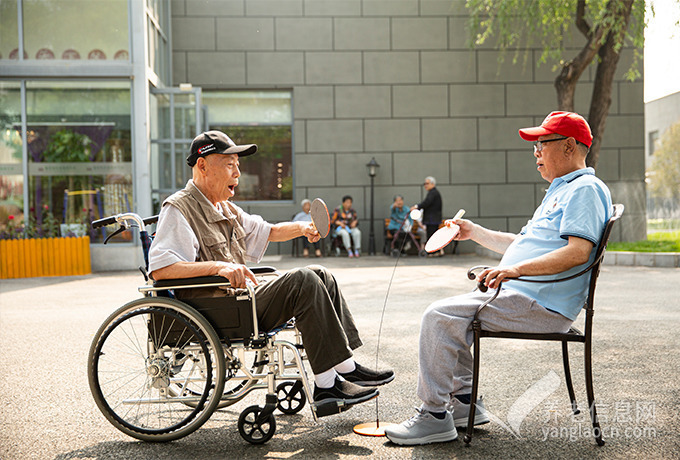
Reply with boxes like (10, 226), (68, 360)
(276, 381), (306, 414)
(238, 405), (276, 444)
(391, 248), (400, 258)
(418, 249), (427, 258)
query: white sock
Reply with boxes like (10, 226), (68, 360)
(334, 358), (356, 374)
(314, 368), (337, 388)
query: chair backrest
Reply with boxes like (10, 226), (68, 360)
(583, 203), (624, 314)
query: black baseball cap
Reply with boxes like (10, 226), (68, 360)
(186, 130), (257, 166)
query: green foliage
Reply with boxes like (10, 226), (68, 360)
(42, 129), (92, 163)
(647, 121), (680, 201)
(465, 0), (647, 79)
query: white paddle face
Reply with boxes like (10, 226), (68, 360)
(310, 198), (330, 238)
(424, 208), (465, 253)
(410, 209), (423, 221)
(424, 224), (459, 253)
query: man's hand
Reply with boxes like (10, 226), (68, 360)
(302, 222), (321, 243)
(449, 219), (476, 241)
(477, 265), (521, 290)
(216, 262), (258, 289)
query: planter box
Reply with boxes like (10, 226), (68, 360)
(0, 236), (91, 279)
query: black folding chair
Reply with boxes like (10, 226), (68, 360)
(464, 204), (624, 446)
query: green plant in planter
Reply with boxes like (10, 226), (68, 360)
(42, 129), (93, 225)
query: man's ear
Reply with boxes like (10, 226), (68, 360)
(564, 137), (577, 157)
(195, 156), (208, 175)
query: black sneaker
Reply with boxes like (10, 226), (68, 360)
(313, 377), (379, 406)
(338, 362), (395, 387)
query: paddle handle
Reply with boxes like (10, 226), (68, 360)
(452, 209), (465, 221)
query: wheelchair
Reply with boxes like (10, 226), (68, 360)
(87, 212), (348, 444)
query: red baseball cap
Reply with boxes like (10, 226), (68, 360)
(518, 111), (593, 148)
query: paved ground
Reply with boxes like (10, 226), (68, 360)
(1, 254), (679, 460)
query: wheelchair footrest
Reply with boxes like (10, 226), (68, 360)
(312, 399), (354, 418)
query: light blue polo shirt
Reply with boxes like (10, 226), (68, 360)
(500, 168), (612, 321)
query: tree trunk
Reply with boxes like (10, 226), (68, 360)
(587, 0), (635, 169)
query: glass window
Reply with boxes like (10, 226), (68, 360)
(0, 2), (19, 60)
(147, 0), (170, 84)
(0, 82), (23, 233)
(648, 130), (659, 155)
(23, 81), (132, 243)
(15, 0), (128, 61)
(203, 91), (293, 202)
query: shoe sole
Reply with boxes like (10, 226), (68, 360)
(454, 414), (490, 428)
(385, 430), (458, 446)
(350, 373), (395, 387)
(314, 389), (379, 407)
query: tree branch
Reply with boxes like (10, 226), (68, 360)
(575, 0), (592, 39)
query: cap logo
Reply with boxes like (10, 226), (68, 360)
(198, 144), (216, 155)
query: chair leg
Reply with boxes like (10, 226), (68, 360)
(464, 323), (482, 445)
(561, 342), (580, 415)
(584, 339), (605, 446)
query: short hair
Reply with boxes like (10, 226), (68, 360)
(576, 140), (590, 156)
(342, 195), (353, 202)
(301, 199), (311, 207)
(393, 194), (404, 201)
(425, 176), (436, 186)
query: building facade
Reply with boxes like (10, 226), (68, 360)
(0, 0), (647, 270)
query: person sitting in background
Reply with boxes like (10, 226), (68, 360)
(388, 195), (426, 252)
(293, 199), (322, 257)
(331, 195), (361, 258)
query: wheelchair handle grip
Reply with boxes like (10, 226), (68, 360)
(92, 216), (117, 229)
(143, 215), (159, 226)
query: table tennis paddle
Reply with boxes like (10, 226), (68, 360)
(310, 198), (330, 238)
(424, 209), (466, 253)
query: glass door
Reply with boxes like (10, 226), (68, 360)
(150, 86), (203, 212)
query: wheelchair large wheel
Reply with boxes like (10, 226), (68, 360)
(88, 297), (226, 442)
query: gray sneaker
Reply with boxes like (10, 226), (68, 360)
(384, 407), (458, 446)
(447, 396), (490, 428)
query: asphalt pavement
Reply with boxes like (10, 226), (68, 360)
(1, 254), (678, 460)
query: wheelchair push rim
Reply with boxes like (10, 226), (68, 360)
(88, 297), (226, 442)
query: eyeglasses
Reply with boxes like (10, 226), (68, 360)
(533, 137), (568, 152)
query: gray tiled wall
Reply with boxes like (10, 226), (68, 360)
(171, 0), (646, 254)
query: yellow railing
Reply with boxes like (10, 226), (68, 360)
(0, 236), (91, 279)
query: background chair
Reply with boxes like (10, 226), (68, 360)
(464, 204), (624, 446)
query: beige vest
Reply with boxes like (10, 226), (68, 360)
(164, 180), (247, 298)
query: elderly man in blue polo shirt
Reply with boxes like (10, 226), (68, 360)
(385, 111), (613, 446)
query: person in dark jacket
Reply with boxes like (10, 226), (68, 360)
(411, 176), (443, 255)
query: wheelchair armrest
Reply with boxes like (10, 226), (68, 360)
(153, 275), (230, 289)
(251, 266), (278, 274)
(151, 266), (279, 289)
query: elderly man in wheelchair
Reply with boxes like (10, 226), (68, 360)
(88, 131), (393, 444)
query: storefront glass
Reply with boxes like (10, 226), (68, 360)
(203, 91), (293, 202)
(23, 80), (132, 243)
(1, 0), (129, 61)
(0, 2), (19, 59)
(0, 82), (23, 232)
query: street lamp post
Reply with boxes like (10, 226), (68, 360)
(366, 157), (380, 255)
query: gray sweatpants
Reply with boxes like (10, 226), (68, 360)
(254, 265), (363, 374)
(417, 288), (573, 413)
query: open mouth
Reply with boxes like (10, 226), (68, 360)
(228, 184), (236, 194)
